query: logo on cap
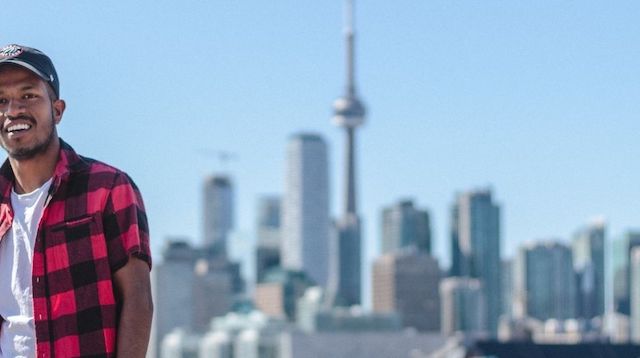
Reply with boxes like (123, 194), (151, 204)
(0, 44), (23, 59)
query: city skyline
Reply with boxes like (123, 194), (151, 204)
(1, 1), (639, 282)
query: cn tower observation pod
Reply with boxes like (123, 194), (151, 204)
(332, 95), (366, 128)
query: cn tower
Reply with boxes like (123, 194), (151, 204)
(332, 0), (365, 306)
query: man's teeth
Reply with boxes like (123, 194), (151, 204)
(6, 124), (31, 133)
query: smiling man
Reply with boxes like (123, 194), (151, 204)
(0, 44), (152, 357)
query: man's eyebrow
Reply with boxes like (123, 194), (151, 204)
(0, 81), (41, 94)
(19, 84), (38, 91)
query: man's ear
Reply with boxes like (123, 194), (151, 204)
(52, 99), (66, 124)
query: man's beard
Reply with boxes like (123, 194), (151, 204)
(2, 114), (56, 161)
(9, 132), (55, 160)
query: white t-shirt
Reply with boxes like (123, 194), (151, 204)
(0, 178), (52, 358)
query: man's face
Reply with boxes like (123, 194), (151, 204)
(0, 65), (64, 160)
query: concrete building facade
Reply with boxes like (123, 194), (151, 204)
(372, 250), (441, 331)
(440, 277), (485, 336)
(281, 134), (330, 287)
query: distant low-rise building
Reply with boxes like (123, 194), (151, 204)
(160, 328), (203, 358)
(440, 277), (486, 336)
(498, 316), (611, 344)
(254, 269), (314, 321)
(297, 287), (401, 333)
(150, 239), (245, 357)
(192, 260), (234, 332)
(372, 249), (441, 332)
(150, 240), (199, 358)
(280, 331), (449, 358)
(158, 308), (450, 358)
(602, 312), (630, 343)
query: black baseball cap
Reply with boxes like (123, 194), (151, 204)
(0, 44), (59, 98)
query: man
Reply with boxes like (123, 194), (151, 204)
(0, 44), (152, 357)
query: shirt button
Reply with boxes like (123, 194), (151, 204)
(36, 277), (40, 283)
(38, 314), (42, 320)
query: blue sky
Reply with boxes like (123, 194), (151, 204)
(2, 1), (640, 301)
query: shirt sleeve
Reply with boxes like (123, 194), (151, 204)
(102, 171), (152, 272)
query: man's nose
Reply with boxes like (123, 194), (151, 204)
(3, 98), (26, 117)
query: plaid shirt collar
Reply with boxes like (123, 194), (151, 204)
(0, 138), (89, 198)
(0, 138), (88, 237)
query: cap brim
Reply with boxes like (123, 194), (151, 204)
(0, 59), (53, 83)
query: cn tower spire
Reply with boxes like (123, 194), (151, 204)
(329, 0), (365, 306)
(333, 0), (366, 215)
(345, 0), (355, 96)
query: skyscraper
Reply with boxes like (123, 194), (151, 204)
(331, 0), (366, 306)
(516, 241), (576, 320)
(450, 188), (501, 334)
(256, 196), (282, 283)
(612, 231), (640, 315)
(381, 199), (431, 254)
(572, 220), (605, 319)
(372, 249), (441, 332)
(281, 133), (330, 287)
(203, 175), (234, 254)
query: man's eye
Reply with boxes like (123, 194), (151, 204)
(23, 94), (36, 99)
(0, 99), (7, 104)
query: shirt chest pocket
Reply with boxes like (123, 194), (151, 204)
(42, 214), (109, 277)
(50, 214), (95, 232)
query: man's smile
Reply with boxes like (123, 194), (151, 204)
(6, 122), (32, 134)
(3, 115), (36, 138)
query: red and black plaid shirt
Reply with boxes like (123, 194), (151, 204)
(0, 139), (151, 357)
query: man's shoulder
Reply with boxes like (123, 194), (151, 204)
(58, 139), (140, 192)
(59, 140), (128, 178)
(77, 155), (125, 175)
(68, 154), (138, 190)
